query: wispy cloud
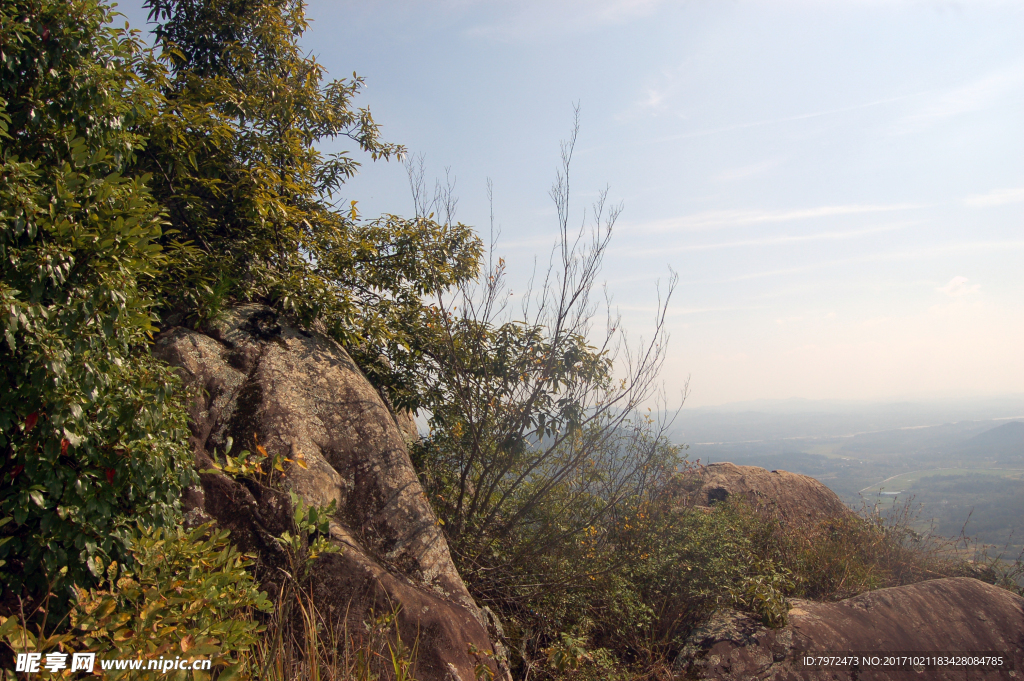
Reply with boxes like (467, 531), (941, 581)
(705, 240), (1024, 283)
(936, 276), (981, 297)
(892, 66), (1024, 134)
(616, 61), (691, 119)
(493, 236), (563, 251)
(464, 0), (664, 41)
(622, 203), (923, 234)
(636, 91), (930, 140)
(713, 158), (786, 182)
(622, 222), (917, 256)
(963, 186), (1024, 207)
(634, 86), (671, 116)
(617, 304), (762, 316)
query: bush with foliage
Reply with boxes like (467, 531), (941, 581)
(488, 494), (795, 678)
(0, 523), (270, 680)
(395, 119), (804, 677)
(406, 116), (684, 606)
(138, 0), (483, 411)
(446, 478), (993, 679)
(0, 0), (194, 608)
(768, 497), (1008, 601)
(4, 1), (1011, 679)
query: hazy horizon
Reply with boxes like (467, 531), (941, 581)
(115, 0), (1024, 407)
(679, 392), (1024, 412)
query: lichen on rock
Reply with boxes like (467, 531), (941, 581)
(155, 305), (504, 681)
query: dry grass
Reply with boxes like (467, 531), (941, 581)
(245, 588), (420, 681)
(751, 495), (1023, 602)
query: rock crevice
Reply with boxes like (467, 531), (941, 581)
(155, 305), (501, 681)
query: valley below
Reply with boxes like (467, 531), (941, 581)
(672, 396), (1024, 557)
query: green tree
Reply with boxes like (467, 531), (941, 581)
(0, 0), (482, 613)
(0, 0), (485, 613)
(0, 0), (193, 606)
(139, 0), (483, 408)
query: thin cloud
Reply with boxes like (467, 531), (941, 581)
(617, 304), (762, 316)
(622, 221), (917, 257)
(892, 66), (1024, 134)
(963, 186), (1024, 207)
(464, 0), (663, 41)
(709, 240), (1024, 283)
(635, 86), (671, 115)
(618, 61), (691, 119)
(713, 158), (785, 182)
(936, 276), (981, 297)
(640, 91), (930, 142)
(493, 236), (563, 251)
(621, 203), (923, 234)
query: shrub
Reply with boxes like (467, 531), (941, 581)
(760, 497), (992, 602)
(0, 0), (194, 609)
(471, 485), (998, 679)
(0, 523), (271, 680)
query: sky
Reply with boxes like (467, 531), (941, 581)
(116, 0), (1024, 408)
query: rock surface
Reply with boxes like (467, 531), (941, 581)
(155, 305), (501, 681)
(682, 577), (1024, 680)
(693, 462), (853, 526)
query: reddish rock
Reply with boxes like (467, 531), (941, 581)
(155, 305), (503, 681)
(693, 462), (853, 526)
(682, 577), (1024, 680)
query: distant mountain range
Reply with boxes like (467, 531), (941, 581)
(668, 396), (1024, 553)
(666, 394), (1024, 447)
(950, 420), (1024, 463)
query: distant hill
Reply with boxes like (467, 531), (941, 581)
(668, 395), (1024, 445)
(950, 420), (1024, 463)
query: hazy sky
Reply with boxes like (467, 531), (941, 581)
(117, 0), (1024, 407)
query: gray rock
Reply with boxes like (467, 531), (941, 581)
(691, 462), (853, 526)
(682, 577), (1024, 680)
(155, 305), (504, 681)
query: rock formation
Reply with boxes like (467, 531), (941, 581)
(155, 305), (502, 681)
(681, 577), (1024, 680)
(155, 311), (1024, 681)
(692, 462), (853, 526)
(682, 464), (1023, 679)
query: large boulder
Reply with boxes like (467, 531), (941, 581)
(682, 577), (1024, 680)
(154, 305), (502, 681)
(693, 462), (852, 526)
